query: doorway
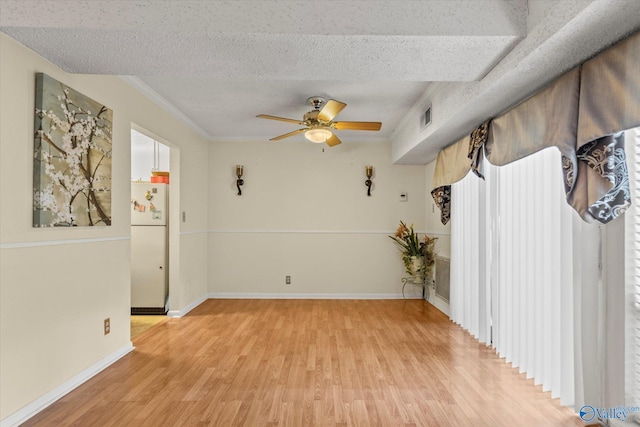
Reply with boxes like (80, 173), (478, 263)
(130, 129), (171, 336)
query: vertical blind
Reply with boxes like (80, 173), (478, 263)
(450, 169), (489, 344)
(625, 128), (640, 405)
(450, 148), (576, 406)
(492, 148), (575, 405)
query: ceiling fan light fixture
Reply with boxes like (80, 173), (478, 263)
(305, 128), (332, 143)
(257, 97), (380, 147)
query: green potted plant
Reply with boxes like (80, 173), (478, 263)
(389, 221), (438, 283)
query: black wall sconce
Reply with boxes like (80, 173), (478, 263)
(365, 165), (373, 196)
(236, 165), (244, 195)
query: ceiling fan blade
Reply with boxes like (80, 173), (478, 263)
(270, 128), (307, 141)
(257, 114), (304, 125)
(317, 99), (347, 122)
(333, 121), (382, 131)
(326, 133), (342, 147)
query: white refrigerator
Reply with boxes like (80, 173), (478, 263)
(131, 182), (168, 314)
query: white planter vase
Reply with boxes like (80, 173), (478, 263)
(409, 256), (424, 284)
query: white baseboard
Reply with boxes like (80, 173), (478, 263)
(207, 292), (417, 300)
(426, 287), (451, 316)
(0, 343), (134, 427)
(167, 294), (208, 318)
(168, 292), (419, 316)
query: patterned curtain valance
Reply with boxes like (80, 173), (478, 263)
(430, 123), (490, 225)
(431, 30), (638, 225)
(468, 122), (489, 179)
(430, 135), (470, 225)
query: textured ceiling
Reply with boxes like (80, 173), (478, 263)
(2, 1), (639, 161)
(0, 0), (525, 145)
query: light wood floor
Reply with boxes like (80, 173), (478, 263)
(24, 299), (585, 426)
(130, 315), (167, 339)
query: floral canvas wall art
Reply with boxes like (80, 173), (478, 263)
(33, 73), (112, 227)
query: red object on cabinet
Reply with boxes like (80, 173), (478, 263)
(150, 171), (169, 184)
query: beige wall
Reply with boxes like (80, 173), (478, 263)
(0, 33), (209, 419)
(208, 140), (426, 296)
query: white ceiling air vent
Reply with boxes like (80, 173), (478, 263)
(421, 105), (432, 129)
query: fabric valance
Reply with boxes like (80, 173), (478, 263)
(484, 68), (580, 166)
(431, 30), (637, 225)
(578, 31), (640, 146)
(430, 136), (470, 225)
(431, 135), (473, 189)
(431, 124), (490, 224)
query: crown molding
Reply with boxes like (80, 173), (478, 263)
(119, 76), (211, 140)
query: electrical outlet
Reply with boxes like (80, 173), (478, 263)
(285, 276), (291, 285)
(104, 318), (110, 335)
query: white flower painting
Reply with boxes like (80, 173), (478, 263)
(33, 73), (112, 227)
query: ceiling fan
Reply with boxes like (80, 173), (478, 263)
(257, 97), (382, 147)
